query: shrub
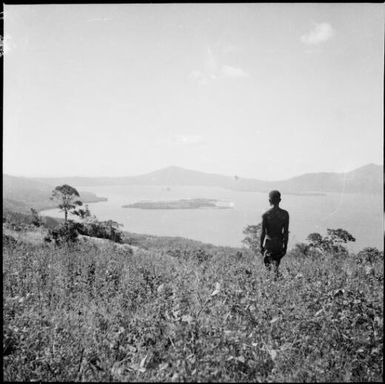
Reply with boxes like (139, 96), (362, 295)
(45, 220), (81, 245)
(306, 233), (324, 247)
(357, 247), (383, 264)
(306, 228), (356, 255)
(72, 204), (91, 220)
(77, 219), (123, 243)
(3, 234), (17, 248)
(30, 208), (43, 227)
(242, 223), (262, 255)
(293, 242), (310, 256)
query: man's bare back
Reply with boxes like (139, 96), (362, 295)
(260, 190), (289, 273)
(262, 207), (289, 252)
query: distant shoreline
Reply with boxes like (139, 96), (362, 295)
(282, 192), (326, 197)
(36, 196), (107, 214)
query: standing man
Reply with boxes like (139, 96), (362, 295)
(260, 190), (289, 275)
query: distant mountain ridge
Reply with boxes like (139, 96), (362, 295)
(32, 163), (383, 194)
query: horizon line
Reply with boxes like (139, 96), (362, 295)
(3, 162), (382, 182)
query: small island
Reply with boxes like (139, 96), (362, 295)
(122, 198), (234, 210)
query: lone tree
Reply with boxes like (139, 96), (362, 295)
(50, 184), (83, 223)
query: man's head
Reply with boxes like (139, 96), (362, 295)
(269, 190), (281, 206)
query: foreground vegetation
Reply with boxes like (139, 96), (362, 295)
(3, 216), (383, 382)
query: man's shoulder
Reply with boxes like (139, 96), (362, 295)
(262, 207), (289, 219)
(262, 208), (274, 218)
(278, 208), (289, 221)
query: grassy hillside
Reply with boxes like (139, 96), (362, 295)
(3, 221), (383, 382)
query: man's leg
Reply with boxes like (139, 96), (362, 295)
(272, 254), (283, 278)
(263, 250), (273, 271)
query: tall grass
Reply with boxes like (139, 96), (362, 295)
(3, 237), (383, 382)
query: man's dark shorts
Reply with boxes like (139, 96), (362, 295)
(263, 250), (283, 269)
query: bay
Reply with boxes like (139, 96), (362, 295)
(40, 185), (383, 251)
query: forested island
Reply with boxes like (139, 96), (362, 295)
(122, 198), (234, 210)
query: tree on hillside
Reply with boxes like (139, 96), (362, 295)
(306, 233), (324, 247)
(50, 184), (83, 223)
(326, 228), (356, 245)
(306, 228), (356, 255)
(242, 223), (262, 255)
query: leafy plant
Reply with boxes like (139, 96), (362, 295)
(357, 247), (383, 264)
(242, 223), (262, 255)
(326, 228), (356, 244)
(30, 208), (43, 227)
(293, 242), (310, 256)
(306, 228), (356, 255)
(45, 220), (81, 245)
(77, 218), (123, 243)
(72, 204), (91, 220)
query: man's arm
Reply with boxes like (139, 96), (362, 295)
(260, 215), (267, 254)
(282, 212), (289, 255)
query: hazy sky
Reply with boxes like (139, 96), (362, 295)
(3, 3), (384, 180)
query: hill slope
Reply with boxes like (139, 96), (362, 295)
(3, 174), (107, 214)
(271, 164), (383, 194)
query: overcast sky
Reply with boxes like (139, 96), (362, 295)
(3, 3), (384, 180)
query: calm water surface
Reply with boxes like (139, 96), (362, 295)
(41, 185), (383, 251)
